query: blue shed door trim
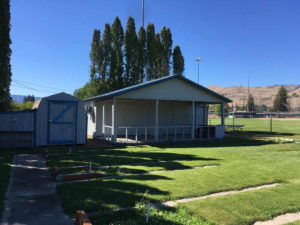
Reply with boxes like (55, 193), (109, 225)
(47, 100), (77, 145)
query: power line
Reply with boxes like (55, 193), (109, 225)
(12, 79), (72, 92)
(11, 84), (57, 94)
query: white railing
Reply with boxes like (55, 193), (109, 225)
(104, 125), (113, 141)
(116, 125), (222, 143)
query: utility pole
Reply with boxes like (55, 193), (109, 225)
(195, 57), (202, 84)
(247, 73), (250, 113)
(141, 0), (145, 28)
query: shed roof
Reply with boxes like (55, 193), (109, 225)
(84, 75), (232, 103)
(32, 92), (81, 109)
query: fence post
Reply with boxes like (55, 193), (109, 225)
(270, 114), (273, 133)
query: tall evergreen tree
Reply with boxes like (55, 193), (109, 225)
(124, 17), (139, 85)
(111, 17), (124, 89)
(160, 27), (173, 77)
(154, 33), (163, 78)
(137, 26), (146, 83)
(172, 46), (184, 75)
(101, 24), (113, 92)
(0, 0), (12, 112)
(273, 86), (289, 112)
(89, 29), (102, 81)
(247, 94), (255, 112)
(146, 23), (156, 80)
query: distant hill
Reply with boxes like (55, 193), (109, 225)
(11, 95), (41, 103)
(207, 84), (300, 109)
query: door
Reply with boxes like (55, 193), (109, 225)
(48, 101), (77, 145)
(195, 105), (205, 125)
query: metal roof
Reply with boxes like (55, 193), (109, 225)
(84, 75), (232, 103)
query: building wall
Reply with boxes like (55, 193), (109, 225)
(119, 78), (223, 102)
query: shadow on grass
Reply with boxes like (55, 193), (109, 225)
(58, 178), (170, 215)
(47, 147), (219, 170)
(90, 207), (184, 225)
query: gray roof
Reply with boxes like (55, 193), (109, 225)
(84, 75), (232, 103)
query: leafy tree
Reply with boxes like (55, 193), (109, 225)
(74, 82), (98, 99)
(273, 86), (289, 112)
(172, 46), (184, 75)
(11, 101), (34, 111)
(111, 17), (124, 90)
(0, 0), (12, 112)
(214, 104), (229, 115)
(146, 23), (156, 80)
(137, 26), (146, 83)
(124, 17), (139, 85)
(160, 27), (173, 76)
(23, 95), (35, 103)
(247, 94), (255, 112)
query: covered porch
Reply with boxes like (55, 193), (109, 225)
(90, 98), (225, 143)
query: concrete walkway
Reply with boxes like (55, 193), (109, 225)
(1, 154), (73, 225)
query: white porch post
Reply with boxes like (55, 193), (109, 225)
(192, 101), (195, 139)
(155, 99), (159, 141)
(221, 103), (225, 126)
(102, 103), (105, 134)
(112, 98), (117, 143)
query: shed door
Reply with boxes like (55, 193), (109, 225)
(48, 101), (77, 145)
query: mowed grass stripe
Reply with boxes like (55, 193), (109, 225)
(180, 182), (300, 225)
(57, 148), (292, 215)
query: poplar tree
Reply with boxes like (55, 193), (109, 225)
(172, 46), (184, 75)
(0, 0), (12, 112)
(137, 27), (146, 83)
(111, 17), (124, 89)
(154, 33), (163, 78)
(146, 24), (156, 80)
(101, 24), (112, 92)
(160, 27), (173, 76)
(90, 29), (102, 81)
(124, 17), (139, 85)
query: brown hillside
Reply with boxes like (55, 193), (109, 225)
(207, 84), (300, 109)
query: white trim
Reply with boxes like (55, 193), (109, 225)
(192, 101), (195, 139)
(155, 99), (159, 141)
(112, 98), (117, 143)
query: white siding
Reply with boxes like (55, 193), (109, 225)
(118, 78), (223, 102)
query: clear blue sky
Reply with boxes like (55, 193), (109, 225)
(10, 0), (300, 97)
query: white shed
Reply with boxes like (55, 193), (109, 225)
(33, 92), (87, 146)
(84, 75), (231, 143)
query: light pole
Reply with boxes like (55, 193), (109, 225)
(141, 0), (145, 28)
(195, 57), (202, 84)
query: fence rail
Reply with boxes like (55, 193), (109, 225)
(0, 110), (36, 148)
(116, 125), (222, 143)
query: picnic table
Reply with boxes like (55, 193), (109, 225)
(224, 125), (244, 132)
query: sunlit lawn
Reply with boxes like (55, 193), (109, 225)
(49, 119), (300, 225)
(2, 118), (299, 225)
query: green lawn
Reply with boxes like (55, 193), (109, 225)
(0, 153), (12, 221)
(50, 118), (300, 225)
